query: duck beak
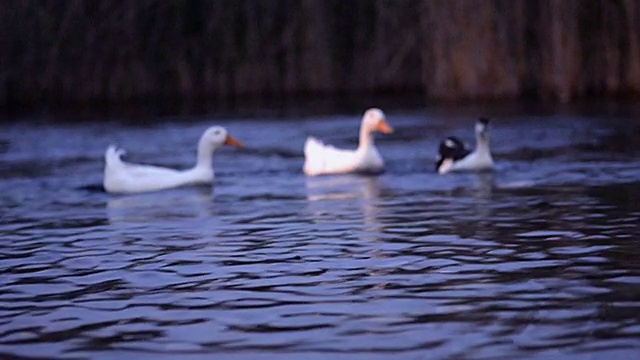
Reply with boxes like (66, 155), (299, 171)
(438, 159), (454, 174)
(224, 135), (244, 147)
(376, 119), (394, 134)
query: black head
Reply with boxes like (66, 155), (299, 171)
(435, 136), (470, 172)
(439, 136), (466, 156)
(478, 117), (490, 126)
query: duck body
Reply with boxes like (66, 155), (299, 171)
(303, 108), (393, 176)
(436, 118), (494, 174)
(103, 126), (242, 194)
(303, 137), (385, 175)
(103, 147), (213, 194)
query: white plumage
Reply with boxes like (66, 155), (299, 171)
(303, 108), (393, 176)
(103, 126), (242, 194)
(436, 118), (494, 174)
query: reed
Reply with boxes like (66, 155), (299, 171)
(1, 0), (638, 111)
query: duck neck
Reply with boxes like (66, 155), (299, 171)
(475, 131), (490, 154)
(195, 139), (215, 169)
(358, 126), (374, 151)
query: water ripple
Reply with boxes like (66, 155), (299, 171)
(1, 114), (640, 358)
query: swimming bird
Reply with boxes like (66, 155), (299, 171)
(436, 118), (494, 174)
(103, 126), (243, 194)
(303, 108), (393, 176)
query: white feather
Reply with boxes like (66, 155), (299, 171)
(303, 108), (392, 176)
(103, 126), (241, 194)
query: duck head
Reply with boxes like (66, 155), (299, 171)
(475, 117), (490, 139)
(200, 126), (244, 150)
(195, 126), (243, 168)
(363, 108), (393, 134)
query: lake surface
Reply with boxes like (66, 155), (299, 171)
(1, 105), (640, 359)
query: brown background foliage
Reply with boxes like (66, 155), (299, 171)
(1, 0), (639, 111)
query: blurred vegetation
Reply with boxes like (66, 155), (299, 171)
(1, 0), (639, 112)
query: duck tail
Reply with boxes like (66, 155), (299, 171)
(303, 137), (327, 176)
(304, 136), (324, 156)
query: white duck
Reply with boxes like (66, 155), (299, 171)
(303, 108), (393, 176)
(436, 117), (494, 174)
(103, 126), (243, 194)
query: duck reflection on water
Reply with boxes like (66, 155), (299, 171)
(106, 187), (214, 226)
(305, 175), (384, 235)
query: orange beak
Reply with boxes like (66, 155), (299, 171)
(224, 135), (244, 147)
(376, 120), (394, 134)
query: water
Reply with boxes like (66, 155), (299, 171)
(1, 107), (640, 359)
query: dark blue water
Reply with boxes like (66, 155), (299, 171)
(1, 107), (640, 359)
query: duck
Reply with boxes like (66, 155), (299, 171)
(103, 126), (243, 194)
(436, 117), (494, 174)
(303, 108), (393, 176)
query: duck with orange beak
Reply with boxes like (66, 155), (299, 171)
(303, 108), (394, 175)
(104, 126), (243, 194)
